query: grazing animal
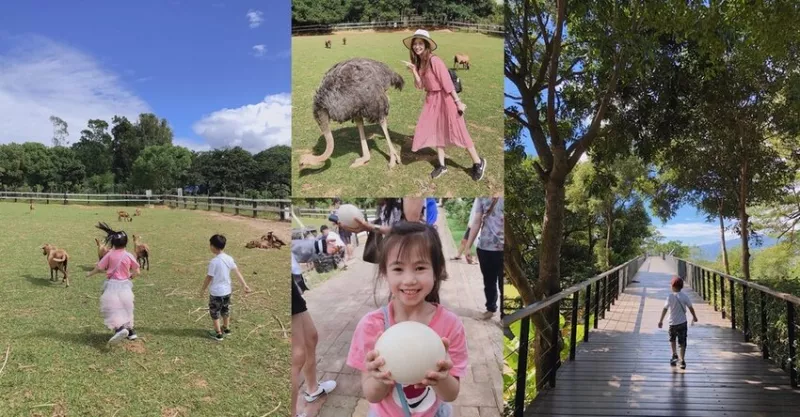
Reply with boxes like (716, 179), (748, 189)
(29, 202), (34, 213)
(132, 234), (150, 271)
(325, 39), (332, 48)
(454, 54), (470, 70)
(300, 58), (405, 169)
(95, 238), (110, 261)
(118, 210), (132, 222)
(41, 244), (69, 287)
(134, 208), (142, 216)
(342, 37), (347, 45)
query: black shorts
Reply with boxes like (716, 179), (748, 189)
(463, 227), (471, 240)
(669, 322), (688, 346)
(292, 278), (307, 316)
(209, 294), (231, 320)
(339, 230), (352, 245)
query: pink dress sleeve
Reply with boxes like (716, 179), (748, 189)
(430, 56), (455, 94)
(444, 313), (468, 378)
(97, 251), (110, 270)
(346, 311), (383, 372)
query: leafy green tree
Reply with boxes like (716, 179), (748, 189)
(131, 145), (192, 192)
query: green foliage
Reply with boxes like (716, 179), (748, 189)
(292, 0), (498, 25)
(0, 114), (290, 197)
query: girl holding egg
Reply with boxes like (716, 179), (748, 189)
(346, 222), (468, 416)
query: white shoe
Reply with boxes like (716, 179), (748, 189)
(304, 380), (337, 402)
(481, 311), (494, 320)
(108, 328), (129, 345)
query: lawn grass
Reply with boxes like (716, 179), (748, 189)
(0, 202), (289, 417)
(446, 213), (476, 256)
(292, 30), (504, 197)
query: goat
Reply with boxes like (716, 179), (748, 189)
(343, 37), (347, 45)
(134, 208), (142, 216)
(29, 201), (34, 213)
(118, 210), (132, 222)
(246, 239), (270, 249)
(263, 231), (286, 249)
(41, 244), (69, 287)
(132, 235), (150, 271)
(454, 54), (470, 70)
(95, 238), (110, 261)
(325, 39), (332, 48)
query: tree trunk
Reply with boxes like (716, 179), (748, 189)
(739, 159), (751, 280)
(718, 202), (730, 275)
(504, 220), (538, 306)
(534, 173), (567, 389)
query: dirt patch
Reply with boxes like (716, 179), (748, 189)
(161, 406), (188, 417)
(467, 122), (498, 134)
(435, 29), (453, 33)
(198, 211), (290, 242)
(192, 378), (208, 388)
(123, 342), (146, 354)
(51, 402), (67, 417)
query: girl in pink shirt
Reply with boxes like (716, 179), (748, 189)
(86, 222), (141, 345)
(347, 222), (468, 417)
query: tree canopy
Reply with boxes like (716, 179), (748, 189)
(292, 0), (500, 25)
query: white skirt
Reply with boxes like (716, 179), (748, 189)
(100, 279), (135, 330)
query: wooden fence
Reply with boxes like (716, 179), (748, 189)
(292, 19), (503, 35)
(0, 192), (290, 221)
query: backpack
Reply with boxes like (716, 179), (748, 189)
(448, 68), (462, 94)
(313, 253), (338, 273)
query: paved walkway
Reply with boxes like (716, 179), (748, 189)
(527, 256), (800, 417)
(298, 209), (503, 417)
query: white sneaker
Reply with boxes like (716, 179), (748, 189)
(481, 311), (494, 320)
(304, 380), (337, 402)
(108, 327), (129, 345)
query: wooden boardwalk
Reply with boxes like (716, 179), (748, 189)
(527, 257), (800, 417)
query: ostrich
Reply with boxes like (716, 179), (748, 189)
(299, 58), (405, 169)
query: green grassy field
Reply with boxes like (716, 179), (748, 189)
(292, 30), (504, 197)
(0, 202), (289, 417)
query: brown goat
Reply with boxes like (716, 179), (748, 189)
(134, 208), (142, 216)
(245, 239), (270, 249)
(342, 37), (347, 45)
(29, 202), (34, 213)
(325, 39), (332, 48)
(263, 232), (286, 249)
(41, 244), (69, 287)
(132, 234), (150, 271)
(454, 54), (470, 70)
(95, 238), (110, 261)
(118, 210), (132, 222)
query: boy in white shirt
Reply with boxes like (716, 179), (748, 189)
(658, 276), (698, 369)
(200, 234), (252, 341)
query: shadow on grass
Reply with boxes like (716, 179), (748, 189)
(34, 329), (111, 352)
(138, 327), (215, 340)
(23, 274), (56, 287)
(79, 264), (95, 272)
(299, 125), (472, 176)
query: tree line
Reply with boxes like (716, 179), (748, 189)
(292, 0), (502, 26)
(0, 114), (290, 198)
(505, 0), (800, 391)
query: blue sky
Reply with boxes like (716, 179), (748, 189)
(0, 0), (291, 153)
(504, 78), (734, 246)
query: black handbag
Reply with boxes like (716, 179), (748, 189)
(362, 228), (382, 264)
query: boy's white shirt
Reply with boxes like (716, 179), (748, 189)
(664, 291), (693, 326)
(208, 252), (237, 296)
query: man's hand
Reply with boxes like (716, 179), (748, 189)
(657, 321), (663, 329)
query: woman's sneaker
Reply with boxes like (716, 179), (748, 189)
(127, 328), (138, 340)
(222, 327), (231, 335)
(431, 165), (447, 179)
(108, 327), (129, 345)
(472, 158), (486, 181)
(670, 354), (678, 366)
(304, 380), (337, 402)
(680, 361), (686, 369)
(209, 331), (224, 341)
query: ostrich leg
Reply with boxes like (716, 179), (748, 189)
(379, 116), (401, 168)
(350, 117), (371, 168)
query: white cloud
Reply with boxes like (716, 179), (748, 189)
(252, 44), (266, 57)
(173, 137), (212, 152)
(0, 35), (149, 145)
(246, 9), (264, 28)
(192, 93), (291, 153)
(657, 222), (738, 245)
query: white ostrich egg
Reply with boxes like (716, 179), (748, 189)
(337, 204), (364, 228)
(374, 321), (446, 385)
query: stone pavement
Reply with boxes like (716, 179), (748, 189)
(297, 209), (504, 417)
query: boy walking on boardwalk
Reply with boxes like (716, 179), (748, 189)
(658, 276), (698, 369)
(200, 234), (251, 341)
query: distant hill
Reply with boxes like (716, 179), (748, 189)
(696, 235), (779, 261)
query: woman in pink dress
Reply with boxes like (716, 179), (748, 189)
(403, 29), (486, 181)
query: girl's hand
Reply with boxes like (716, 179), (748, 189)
(244, 285), (252, 294)
(402, 60), (415, 71)
(415, 338), (453, 388)
(456, 101), (467, 114)
(366, 337), (395, 386)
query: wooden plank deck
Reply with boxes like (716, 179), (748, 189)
(526, 256), (800, 417)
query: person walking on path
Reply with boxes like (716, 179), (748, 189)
(402, 29), (486, 181)
(463, 198), (503, 320)
(451, 198), (480, 265)
(292, 252), (338, 417)
(658, 276), (699, 370)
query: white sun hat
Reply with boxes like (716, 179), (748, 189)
(403, 29), (438, 51)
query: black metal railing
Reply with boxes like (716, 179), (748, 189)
(676, 259), (799, 388)
(502, 255), (646, 417)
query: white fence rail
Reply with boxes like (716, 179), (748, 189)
(0, 192), (291, 221)
(293, 19), (503, 35)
